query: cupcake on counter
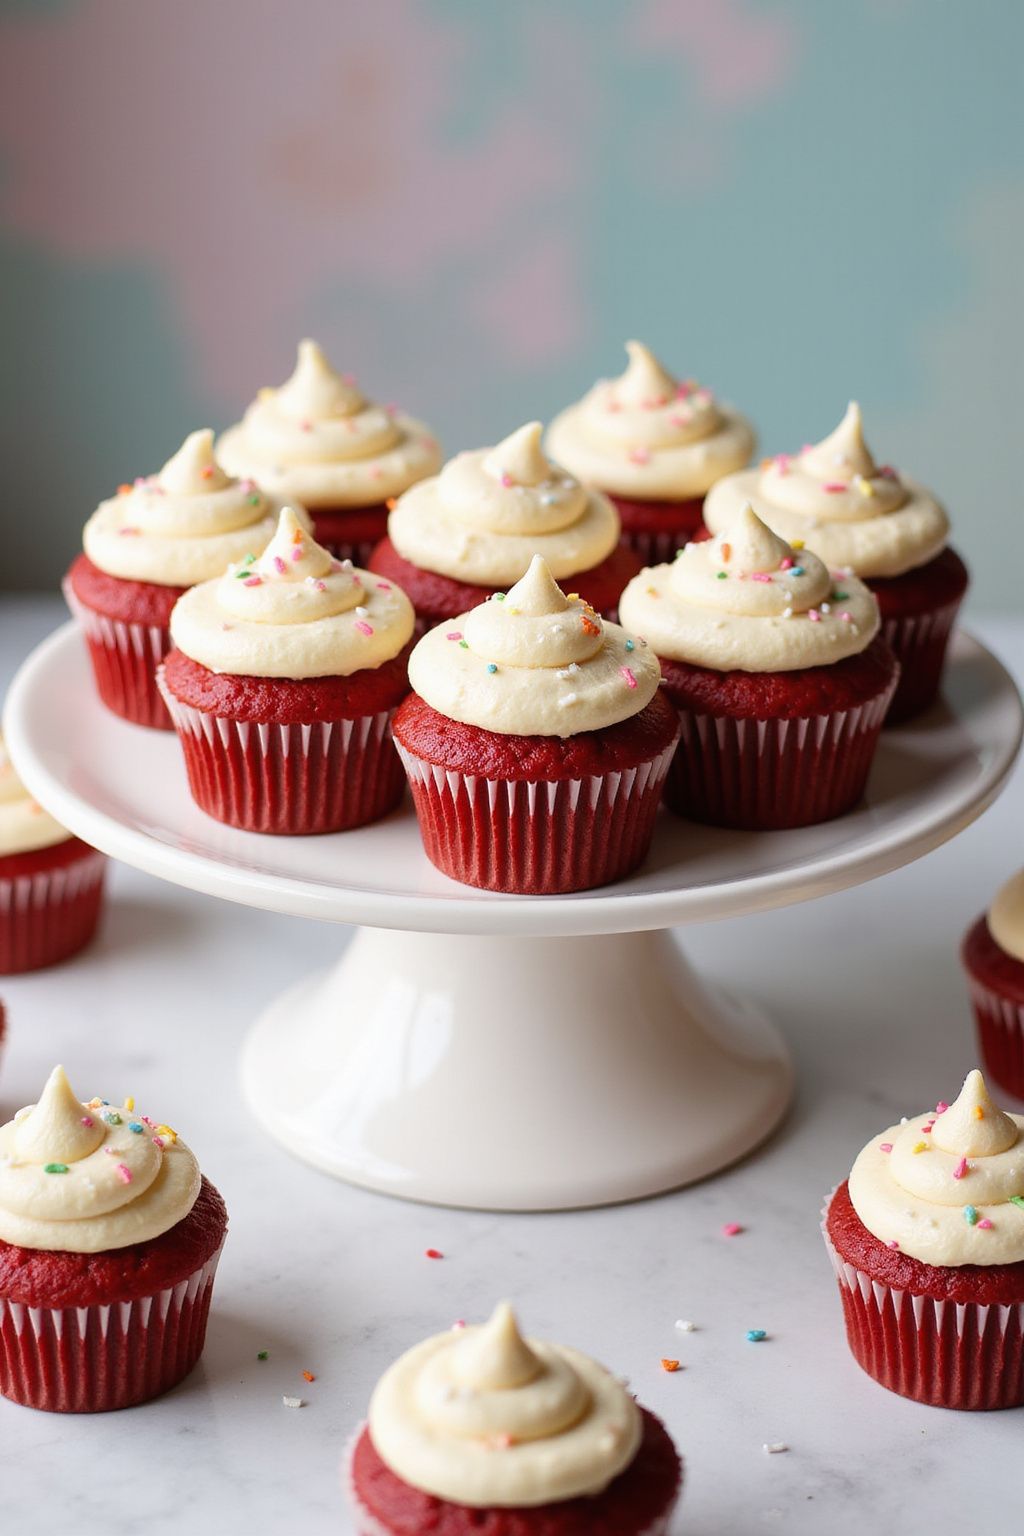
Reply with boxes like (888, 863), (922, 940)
(217, 339), (441, 565)
(703, 403), (968, 722)
(619, 505), (898, 830)
(393, 555), (678, 894)
(160, 507), (415, 835)
(65, 428), (302, 729)
(546, 341), (755, 564)
(0, 1065), (227, 1412)
(0, 732), (105, 974)
(369, 421), (642, 626)
(963, 870), (1024, 1101)
(346, 1302), (683, 1536)
(823, 1069), (1024, 1410)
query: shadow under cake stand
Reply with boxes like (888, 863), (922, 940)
(5, 623), (1022, 1211)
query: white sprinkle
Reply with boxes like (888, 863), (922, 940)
(782, 607), (793, 619)
(355, 605), (368, 618)
(763, 1443), (789, 1455)
(282, 1395), (304, 1409)
(674, 1319), (696, 1332)
(820, 602), (831, 614)
(561, 693), (578, 706)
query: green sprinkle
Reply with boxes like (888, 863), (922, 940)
(832, 590), (849, 601)
(717, 571), (728, 580)
(248, 494), (261, 506)
(746, 1329), (767, 1342)
(1010, 1196), (1024, 1211)
(964, 1205), (979, 1225)
(624, 639), (635, 652)
(459, 640), (469, 649)
(103, 1111), (122, 1126)
(494, 593), (506, 601)
(234, 567), (252, 578)
(487, 663), (497, 674)
(257, 1350), (269, 1361)
(44, 1163), (69, 1175)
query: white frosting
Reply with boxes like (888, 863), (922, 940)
(170, 507), (414, 679)
(546, 341), (754, 499)
(618, 504), (879, 671)
(848, 1070), (1024, 1266)
(989, 869), (1024, 964)
(83, 429), (306, 587)
(703, 403), (950, 578)
(388, 422), (620, 585)
(0, 733), (71, 857)
(408, 556), (660, 737)
(217, 340), (441, 509)
(0, 1067), (200, 1253)
(369, 1303), (642, 1507)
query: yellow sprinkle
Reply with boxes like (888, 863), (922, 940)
(974, 1106), (984, 1120)
(791, 539), (805, 551)
(856, 478), (875, 498)
(566, 593), (580, 603)
(123, 1096), (135, 1112)
(508, 607), (520, 615)
(156, 1124), (178, 1144)
(258, 386), (274, 401)
(912, 1141), (928, 1153)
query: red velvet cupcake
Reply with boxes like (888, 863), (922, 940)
(704, 403), (967, 723)
(0, 1066), (227, 1413)
(65, 428), (303, 729)
(160, 507), (415, 835)
(962, 870), (1024, 1101)
(394, 556), (678, 893)
(217, 339), (441, 565)
(547, 341), (755, 564)
(822, 1070), (1024, 1410)
(345, 1303), (683, 1535)
(620, 506), (898, 830)
(0, 734), (105, 974)
(370, 421), (642, 627)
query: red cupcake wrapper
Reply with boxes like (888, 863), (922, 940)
(317, 536), (379, 568)
(666, 686), (894, 830)
(159, 671), (405, 834)
(396, 736), (677, 894)
(821, 1192), (1024, 1410)
(0, 852), (106, 974)
(880, 598), (961, 725)
(0, 1241), (223, 1413)
(620, 528), (691, 567)
(965, 974), (1024, 1103)
(63, 576), (173, 730)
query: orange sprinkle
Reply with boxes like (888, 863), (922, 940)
(661, 1358), (681, 1373)
(386, 497), (398, 510)
(974, 1106), (985, 1120)
(760, 457), (773, 470)
(292, 527), (303, 544)
(117, 483), (132, 496)
(582, 617), (601, 636)
(302, 1370), (316, 1383)
(721, 542), (732, 562)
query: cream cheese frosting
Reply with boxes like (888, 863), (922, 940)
(0, 733), (71, 857)
(703, 403), (950, 578)
(388, 421), (620, 585)
(368, 1302), (642, 1507)
(216, 339), (441, 509)
(0, 1066), (201, 1253)
(83, 429), (306, 587)
(408, 555), (660, 736)
(989, 870), (1024, 964)
(619, 504), (879, 671)
(546, 341), (755, 500)
(848, 1070), (1024, 1267)
(170, 507), (415, 679)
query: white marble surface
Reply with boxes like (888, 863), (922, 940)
(0, 595), (1021, 1535)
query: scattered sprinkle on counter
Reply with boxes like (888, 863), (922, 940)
(282, 1395), (304, 1409)
(660, 1358), (681, 1373)
(763, 1443), (789, 1455)
(674, 1319), (696, 1332)
(746, 1329), (768, 1343)
(257, 1351), (269, 1361)
(722, 1222), (744, 1237)
(302, 1371), (316, 1383)
(425, 1248), (444, 1260)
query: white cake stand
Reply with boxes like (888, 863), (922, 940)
(5, 623), (1022, 1210)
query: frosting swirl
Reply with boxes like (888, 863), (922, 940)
(368, 1303), (642, 1507)
(216, 339), (441, 509)
(703, 403), (950, 578)
(170, 506), (414, 678)
(989, 869), (1024, 964)
(0, 1066), (201, 1252)
(388, 422), (619, 585)
(618, 504), (879, 671)
(83, 429), (304, 587)
(0, 732), (71, 856)
(408, 556), (660, 736)
(546, 341), (754, 499)
(848, 1070), (1024, 1266)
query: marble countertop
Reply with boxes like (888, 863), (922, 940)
(1, 596), (1021, 1536)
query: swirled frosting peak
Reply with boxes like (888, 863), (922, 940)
(546, 340), (755, 499)
(408, 556), (660, 736)
(619, 504), (879, 671)
(848, 1070), (1024, 1266)
(388, 423), (619, 585)
(216, 339), (441, 510)
(0, 731), (70, 857)
(158, 428), (233, 496)
(0, 1066), (201, 1253)
(989, 869), (1024, 964)
(368, 1303), (642, 1507)
(704, 402), (950, 578)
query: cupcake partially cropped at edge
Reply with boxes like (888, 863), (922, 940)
(393, 555), (678, 894)
(160, 507), (415, 835)
(963, 870), (1024, 1101)
(703, 403), (968, 722)
(822, 1069), (1024, 1410)
(217, 339), (442, 565)
(0, 732), (105, 974)
(546, 340), (755, 564)
(619, 505), (899, 830)
(0, 1065), (227, 1412)
(369, 421), (642, 626)
(65, 428), (305, 729)
(345, 1302), (683, 1536)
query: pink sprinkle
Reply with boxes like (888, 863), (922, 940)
(774, 453), (792, 474)
(385, 402), (398, 416)
(376, 580), (392, 591)
(722, 1222), (744, 1237)
(779, 556), (794, 570)
(840, 611), (853, 623)
(676, 382), (693, 398)
(823, 482), (848, 493)
(273, 555), (287, 574)
(978, 1219), (994, 1230)
(290, 546), (303, 562)
(370, 465), (383, 480)
(669, 411), (692, 427)
(152, 1136), (165, 1148)
(620, 666), (638, 690)
(606, 399), (622, 413)
(452, 1320), (467, 1331)
(116, 1164), (133, 1185)
(244, 575), (262, 587)
(446, 631), (463, 642)
(808, 609), (821, 622)
(750, 571), (772, 584)
(879, 1143), (893, 1153)
(628, 447), (650, 465)
(299, 419), (313, 432)
(500, 471), (514, 488)
(343, 372), (357, 386)
(314, 579), (327, 592)
(118, 526), (141, 536)
(694, 387), (712, 404)
(953, 1157), (969, 1180)
(80, 1116), (94, 1128)
(935, 1101), (949, 1114)
(240, 478), (256, 493)
(878, 464), (898, 480)
(800, 443), (814, 455)
(922, 1122), (935, 1134)
(354, 620), (374, 637)
(133, 475), (147, 487)
(887, 1240), (900, 1250)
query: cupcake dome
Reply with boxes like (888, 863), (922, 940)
(963, 869), (1024, 1100)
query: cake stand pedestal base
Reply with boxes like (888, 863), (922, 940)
(241, 926), (793, 1210)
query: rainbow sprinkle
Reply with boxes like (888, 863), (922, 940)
(354, 620), (374, 637)
(964, 1206), (980, 1226)
(746, 1329), (767, 1343)
(620, 667), (638, 690)
(116, 1164), (133, 1185)
(44, 1163), (69, 1175)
